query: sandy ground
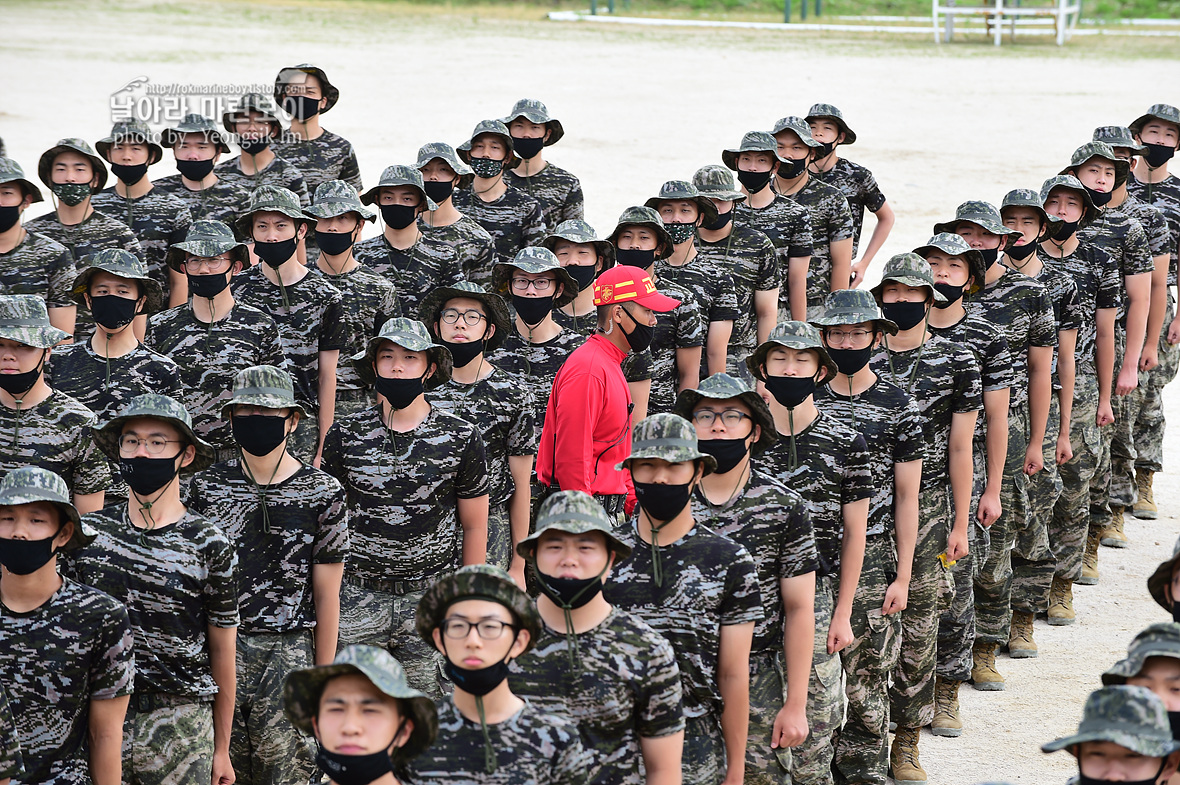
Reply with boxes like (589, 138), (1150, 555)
(5, 1), (1180, 780)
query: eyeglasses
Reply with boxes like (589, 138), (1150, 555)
(824, 328), (874, 345)
(118, 436), (185, 456)
(691, 410), (752, 428)
(511, 277), (555, 293)
(441, 618), (517, 640)
(440, 308), (487, 327)
(185, 256), (232, 273)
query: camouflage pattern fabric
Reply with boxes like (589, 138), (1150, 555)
(1134, 300), (1180, 474)
(682, 713), (726, 785)
(1121, 193), (1174, 273)
(1042, 684), (1179, 757)
(271, 129), (363, 196)
(214, 155), (309, 207)
(504, 163), (584, 228)
(734, 196), (814, 317)
(615, 278), (703, 415)
(146, 302), (287, 451)
(811, 157), (887, 258)
(1044, 374), (1101, 585)
(1088, 326), (1126, 540)
(1036, 245), (1120, 374)
(1029, 261), (1084, 388)
(492, 321), (587, 434)
(1077, 205), (1156, 319)
(1128, 173), (1180, 285)
(0, 229), (76, 309)
(122, 698), (213, 785)
(744, 651), (791, 785)
(353, 232), (465, 318)
(409, 698), (592, 785)
(509, 608), (685, 785)
(0, 390), (110, 495)
(452, 187), (547, 287)
(336, 583), (444, 699)
(187, 460), (348, 631)
(1017, 389), (1064, 619)
(778, 177), (855, 309)
(0, 577), (133, 785)
(91, 186), (192, 300)
(319, 263), (401, 401)
(154, 174), (252, 227)
(788, 574), (842, 785)
(0, 684), (22, 781)
(49, 341), (182, 426)
(654, 255), (740, 336)
(929, 313), (1013, 439)
(695, 224), (778, 367)
(321, 405), (488, 582)
(70, 506), (240, 697)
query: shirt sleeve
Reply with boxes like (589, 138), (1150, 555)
(788, 208), (815, 260)
(636, 633), (687, 739)
(319, 291), (348, 352)
(72, 417), (112, 496)
(0, 684), (24, 780)
(340, 145), (363, 192)
(1029, 285), (1058, 348)
(841, 433), (874, 503)
(507, 386), (537, 457)
(779, 493), (819, 579)
(321, 421), (344, 486)
(894, 393), (926, 465)
(719, 545), (764, 625)
(755, 232), (779, 292)
(47, 243), (80, 309)
(455, 425), (490, 499)
(676, 295), (705, 350)
(88, 596), (136, 701)
(561, 177), (585, 224)
(709, 273), (740, 323)
(313, 475), (350, 564)
(826, 193), (855, 244)
(524, 202), (548, 247)
(1094, 247), (1122, 311)
(953, 347), (985, 414)
(980, 328), (1014, 393)
(203, 527), (241, 628)
(861, 167), (887, 213)
(1122, 216), (1155, 277)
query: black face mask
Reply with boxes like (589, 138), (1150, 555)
(120, 454), (181, 497)
(513, 294), (554, 327)
(176, 158), (215, 181)
(1051, 219), (1080, 242)
(881, 301), (928, 331)
(255, 237), (298, 268)
(615, 248), (655, 268)
(380, 204), (418, 231)
(1145, 143), (1177, 169)
(1077, 760), (1166, 785)
(283, 95), (321, 122)
(765, 375), (816, 409)
(737, 169), (772, 194)
(702, 210), (733, 231)
(187, 271), (232, 298)
(232, 413), (290, 457)
(0, 352), (46, 397)
(423, 180), (454, 204)
(314, 747), (394, 785)
(111, 162), (149, 186)
(699, 437), (749, 475)
(633, 481), (693, 522)
(511, 136), (545, 160)
(932, 282), (965, 309)
(1170, 710), (1180, 741)
(815, 141), (836, 159)
(979, 247), (999, 269)
(536, 570), (603, 609)
(239, 138), (271, 156)
(619, 306), (653, 354)
(1084, 185), (1113, 208)
(664, 222), (696, 245)
(442, 338), (484, 369)
(0, 205), (20, 233)
(468, 157), (504, 179)
(89, 294), (139, 330)
(0, 534), (59, 575)
(1007, 241), (1038, 262)
(315, 230), (355, 258)
(780, 157), (808, 179)
(826, 345), (873, 376)
(444, 656), (512, 696)
(565, 264), (597, 291)
(374, 374), (424, 410)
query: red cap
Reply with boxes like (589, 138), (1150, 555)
(593, 265), (680, 312)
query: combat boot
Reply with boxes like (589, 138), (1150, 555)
(1008, 610), (1038, 658)
(890, 727), (927, 785)
(1047, 576), (1076, 626)
(971, 641), (1005, 691)
(1078, 528), (1100, 585)
(931, 677), (963, 737)
(1100, 505), (1129, 548)
(1134, 468), (1158, 520)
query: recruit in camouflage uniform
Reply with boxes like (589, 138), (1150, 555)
(154, 115), (253, 227)
(1041, 685), (1180, 771)
(216, 93), (309, 206)
(501, 98), (585, 228)
(511, 490), (686, 785)
(271, 63), (364, 195)
(413, 142), (498, 291)
(0, 467), (134, 785)
(1101, 622), (1180, 690)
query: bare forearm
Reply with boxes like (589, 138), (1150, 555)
(676, 347), (701, 393)
(1027, 350), (1052, 449)
(1123, 274), (1151, 365)
(782, 591), (814, 713)
(984, 403), (1009, 494)
(1058, 332), (1077, 430)
(1148, 257), (1169, 348)
(508, 456), (534, 575)
(788, 257), (810, 321)
(312, 563), (344, 665)
(859, 202), (895, 268)
(459, 495), (490, 565)
(1096, 311), (1116, 403)
(893, 461), (921, 585)
(950, 434), (975, 530)
(89, 696), (129, 785)
(830, 239), (853, 291)
(754, 290), (778, 347)
(836, 503), (867, 619)
(719, 670), (750, 780)
(209, 629), (237, 756)
(706, 323), (733, 377)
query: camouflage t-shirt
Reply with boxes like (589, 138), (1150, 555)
(0, 578), (133, 785)
(929, 314), (1012, 442)
(779, 177), (855, 308)
(154, 173), (253, 228)
(811, 157), (887, 258)
(734, 195), (814, 270)
(503, 162), (585, 229)
(1127, 174), (1180, 285)
(603, 523), (763, 718)
(1120, 193), (1173, 278)
(1037, 244), (1120, 374)
(428, 366), (536, 506)
(272, 129), (363, 195)
(418, 216), (494, 287)
(695, 224), (778, 363)
(231, 265), (347, 409)
(0, 683), (21, 781)
(870, 334), (984, 484)
(146, 302), (287, 450)
(0, 390), (109, 495)
(49, 341), (182, 424)
(352, 232), (462, 318)
(814, 377), (924, 539)
(71, 506), (240, 698)
(509, 608), (685, 785)
(1027, 262), (1084, 389)
(91, 185), (192, 298)
(411, 699), (591, 785)
(215, 155), (309, 207)
(690, 467), (818, 654)
(0, 229), (76, 309)
(1079, 205), (1154, 322)
(319, 263), (401, 397)
(757, 410), (872, 577)
(451, 187), (547, 287)
(321, 405), (489, 582)
(492, 323), (584, 435)
(654, 256), (739, 330)
(188, 460), (349, 633)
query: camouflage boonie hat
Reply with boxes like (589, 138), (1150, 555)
(673, 372), (778, 453)
(517, 490), (633, 560)
(93, 393), (217, 474)
(912, 232), (987, 290)
(1040, 174), (1099, 223)
(416, 565), (542, 654)
(220, 364), (308, 418)
(644, 180), (719, 226)
(1001, 188), (1063, 235)
(1061, 141), (1131, 188)
(1093, 126), (1147, 155)
(274, 64), (340, 114)
(618, 413), (718, 475)
(805, 103), (857, 145)
(932, 201), (1022, 245)
(38, 138), (108, 191)
(304, 179), (376, 223)
(95, 119), (164, 165)
(692, 165), (746, 203)
(1147, 534), (1180, 612)
(501, 98), (565, 146)
(414, 142), (474, 190)
(221, 92), (287, 137)
(283, 645), (437, 761)
(419, 280), (512, 353)
(721, 131), (786, 171)
(811, 288), (899, 335)
(235, 184), (313, 237)
(747, 320), (838, 384)
(160, 114), (231, 153)
(0, 294), (70, 348)
(0, 466), (92, 551)
(870, 252), (948, 304)
(770, 116), (823, 148)
(71, 248), (165, 314)
(1042, 685), (1180, 758)
(607, 206), (674, 261)
(491, 246), (579, 309)
(1102, 623), (1180, 686)
(0, 157), (43, 203)
(359, 165), (438, 212)
(1129, 103), (1180, 136)
(457, 120), (521, 171)
(352, 318), (452, 391)
(166, 219), (250, 271)
(542, 219), (616, 271)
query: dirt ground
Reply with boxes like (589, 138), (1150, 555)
(5, 1), (1180, 781)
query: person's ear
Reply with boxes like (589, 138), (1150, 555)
(311, 716), (320, 741)
(749, 424), (761, 448)
(393, 716), (415, 750)
(837, 131), (847, 145)
(288, 410), (302, 432)
(431, 627), (445, 655)
(179, 443), (197, 470)
(603, 551), (617, 579)
(83, 292), (94, 309)
(352, 220), (364, 241)
(297, 222), (308, 240)
(543, 128), (552, 144)
(554, 281), (565, 300)
(594, 255), (604, 274)
(483, 322), (495, 342)
(1161, 751), (1180, 782)
(21, 193), (33, 211)
(816, 366), (830, 384)
(425, 362), (437, 382)
(509, 628), (531, 659)
(231, 259), (245, 277)
(53, 519), (74, 550)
